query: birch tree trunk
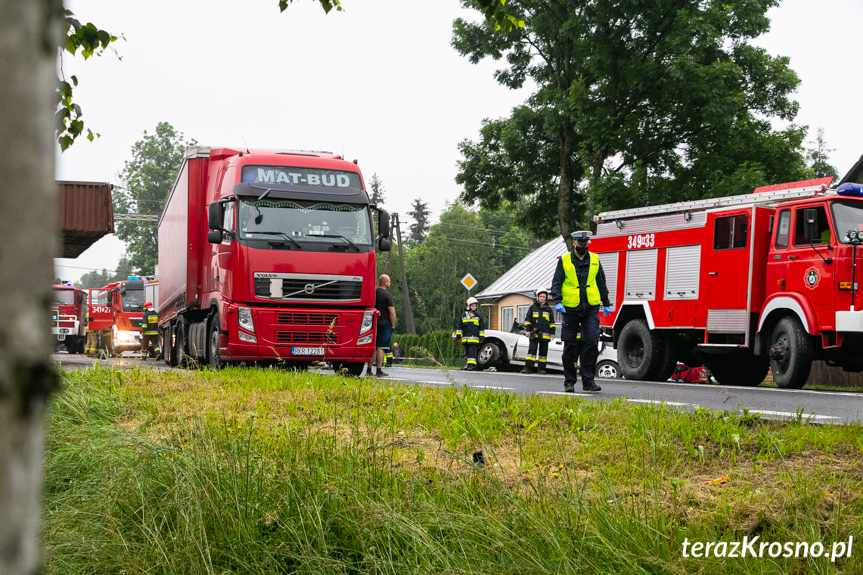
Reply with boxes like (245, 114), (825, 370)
(0, 1), (62, 574)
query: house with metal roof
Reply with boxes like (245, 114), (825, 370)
(475, 236), (568, 330)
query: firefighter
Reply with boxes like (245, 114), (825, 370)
(140, 301), (161, 359)
(454, 296), (485, 371)
(520, 287), (556, 374)
(550, 231), (612, 392)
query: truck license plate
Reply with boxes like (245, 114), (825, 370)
(59, 328), (69, 334)
(292, 347), (324, 356)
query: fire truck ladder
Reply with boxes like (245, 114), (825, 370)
(593, 179), (832, 223)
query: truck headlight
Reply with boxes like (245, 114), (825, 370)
(358, 334), (373, 345)
(360, 309), (375, 335)
(238, 331), (257, 344)
(238, 307), (255, 333)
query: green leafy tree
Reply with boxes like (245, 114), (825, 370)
(368, 173), (386, 206)
(74, 268), (113, 289)
(454, 0), (809, 244)
(407, 198), (431, 245)
(807, 127), (839, 180)
(114, 123), (195, 275)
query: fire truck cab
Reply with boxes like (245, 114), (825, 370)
(85, 278), (147, 357)
(51, 282), (86, 353)
(591, 177), (863, 389)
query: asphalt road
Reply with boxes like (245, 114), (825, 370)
(53, 354), (863, 425)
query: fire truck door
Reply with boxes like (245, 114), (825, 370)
(785, 205), (834, 325)
(87, 288), (114, 331)
(704, 212), (751, 336)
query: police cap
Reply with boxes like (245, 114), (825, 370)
(571, 230), (592, 243)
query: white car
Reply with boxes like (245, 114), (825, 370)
(476, 325), (620, 378)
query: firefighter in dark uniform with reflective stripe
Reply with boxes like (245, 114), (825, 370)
(455, 297), (485, 371)
(550, 231), (612, 392)
(521, 287), (556, 374)
(141, 301), (161, 359)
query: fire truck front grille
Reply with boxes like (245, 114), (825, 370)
(275, 331), (339, 345)
(276, 312), (338, 326)
(254, 275), (362, 302)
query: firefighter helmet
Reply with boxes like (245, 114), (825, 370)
(145, 301), (153, 308)
(466, 297), (479, 307)
(534, 287), (548, 300)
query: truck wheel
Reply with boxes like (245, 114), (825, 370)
(769, 316), (812, 389)
(163, 326), (174, 366)
(617, 319), (665, 380)
(207, 313), (223, 370)
(334, 362), (364, 377)
(477, 341), (501, 368)
(706, 351), (768, 386)
(172, 322), (186, 367)
(596, 359), (619, 379)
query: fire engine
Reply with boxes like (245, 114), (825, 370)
(591, 177), (863, 389)
(51, 282), (86, 353)
(85, 277), (147, 356)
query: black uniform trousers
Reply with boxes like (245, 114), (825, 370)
(525, 338), (549, 368)
(561, 306), (600, 389)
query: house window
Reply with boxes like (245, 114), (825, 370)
(500, 307), (514, 332)
(517, 305), (530, 323)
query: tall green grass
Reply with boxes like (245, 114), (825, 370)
(43, 364), (863, 574)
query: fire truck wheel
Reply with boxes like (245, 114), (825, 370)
(706, 351), (768, 386)
(207, 313), (223, 370)
(769, 316), (813, 389)
(334, 362), (364, 377)
(617, 319), (665, 381)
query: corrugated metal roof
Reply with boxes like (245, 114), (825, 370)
(58, 181), (115, 258)
(476, 237), (568, 300)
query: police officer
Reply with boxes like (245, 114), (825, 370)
(550, 231), (612, 392)
(455, 297), (485, 371)
(520, 288), (556, 374)
(141, 301), (161, 359)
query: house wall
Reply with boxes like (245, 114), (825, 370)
(488, 294), (534, 331)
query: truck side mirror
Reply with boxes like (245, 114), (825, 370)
(802, 208), (819, 242)
(208, 201), (225, 231)
(207, 230), (223, 244)
(378, 237), (391, 252)
(378, 210), (391, 239)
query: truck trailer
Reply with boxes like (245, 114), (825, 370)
(591, 177), (863, 389)
(158, 146), (390, 374)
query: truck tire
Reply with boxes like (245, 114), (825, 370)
(163, 326), (174, 366)
(769, 316), (812, 389)
(618, 319), (665, 380)
(334, 362), (364, 377)
(477, 341), (501, 368)
(207, 313), (223, 370)
(706, 351), (768, 386)
(173, 321), (186, 367)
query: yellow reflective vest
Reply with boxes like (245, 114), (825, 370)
(561, 252), (601, 307)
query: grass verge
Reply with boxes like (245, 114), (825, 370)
(43, 364), (863, 574)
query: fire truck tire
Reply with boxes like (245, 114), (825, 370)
(207, 313), (223, 370)
(769, 316), (812, 389)
(706, 352), (768, 386)
(618, 319), (665, 381)
(334, 362), (364, 377)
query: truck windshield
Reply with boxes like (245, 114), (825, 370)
(237, 199), (373, 246)
(831, 202), (863, 243)
(53, 290), (75, 305)
(122, 288), (145, 312)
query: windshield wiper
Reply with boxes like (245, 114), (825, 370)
(316, 234), (359, 251)
(246, 231), (301, 249)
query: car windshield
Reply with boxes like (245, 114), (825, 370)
(237, 199), (372, 246)
(53, 289), (75, 305)
(122, 288), (145, 312)
(831, 201), (863, 243)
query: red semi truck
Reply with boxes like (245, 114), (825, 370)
(85, 278), (147, 356)
(158, 146), (390, 373)
(591, 177), (863, 389)
(51, 283), (87, 353)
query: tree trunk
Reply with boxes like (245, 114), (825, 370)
(0, 1), (62, 574)
(557, 128), (575, 250)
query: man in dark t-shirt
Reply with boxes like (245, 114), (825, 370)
(372, 274), (396, 377)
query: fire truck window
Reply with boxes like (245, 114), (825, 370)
(793, 206), (829, 247)
(122, 289), (145, 312)
(53, 290), (75, 305)
(713, 214), (748, 250)
(774, 210), (791, 249)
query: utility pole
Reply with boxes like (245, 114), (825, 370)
(393, 214), (416, 334)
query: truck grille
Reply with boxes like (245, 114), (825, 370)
(275, 331), (339, 345)
(254, 274), (362, 302)
(276, 312), (339, 326)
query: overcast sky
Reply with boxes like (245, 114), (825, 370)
(54, 0), (863, 283)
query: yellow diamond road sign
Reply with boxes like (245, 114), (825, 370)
(461, 273), (477, 291)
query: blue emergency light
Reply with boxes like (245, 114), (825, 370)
(837, 183), (863, 197)
(127, 276), (141, 280)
